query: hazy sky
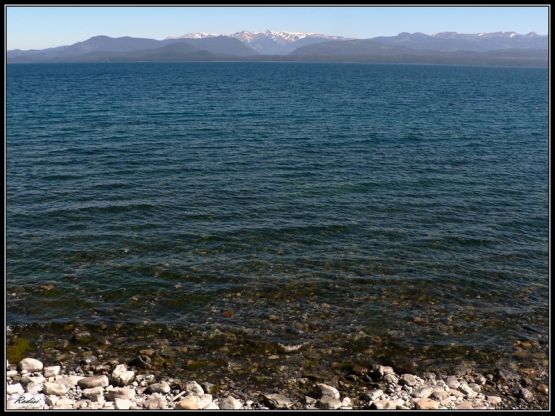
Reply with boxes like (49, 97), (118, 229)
(7, 6), (550, 50)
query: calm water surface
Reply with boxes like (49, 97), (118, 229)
(7, 62), (548, 371)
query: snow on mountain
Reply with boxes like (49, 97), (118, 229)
(166, 30), (347, 54)
(165, 32), (217, 40)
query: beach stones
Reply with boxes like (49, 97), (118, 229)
(317, 396), (342, 409)
(18, 358), (43, 373)
(78, 375), (109, 389)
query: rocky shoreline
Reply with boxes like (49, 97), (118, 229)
(7, 356), (548, 410)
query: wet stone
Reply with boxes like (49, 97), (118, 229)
(400, 374), (419, 386)
(519, 387), (534, 402)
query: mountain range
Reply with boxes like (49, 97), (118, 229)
(7, 30), (548, 67)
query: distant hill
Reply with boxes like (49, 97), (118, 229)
(7, 31), (548, 67)
(8, 35), (259, 62)
(370, 31), (548, 52)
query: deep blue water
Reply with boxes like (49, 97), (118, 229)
(7, 62), (548, 361)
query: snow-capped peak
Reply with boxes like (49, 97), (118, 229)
(165, 32), (218, 40)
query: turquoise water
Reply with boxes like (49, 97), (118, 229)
(7, 62), (548, 364)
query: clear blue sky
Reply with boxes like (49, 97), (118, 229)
(7, 6), (550, 50)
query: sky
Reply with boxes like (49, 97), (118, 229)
(6, 5), (550, 50)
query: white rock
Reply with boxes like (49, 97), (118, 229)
(7, 370), (19, 378)
(18, 358), (43, 373)
(115, 398), (131, 409)
(317, 383), (340, 400)
(44, 366), (61, 377)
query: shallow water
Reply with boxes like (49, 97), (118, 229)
(7, 62), (548, 371)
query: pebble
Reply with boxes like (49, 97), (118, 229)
(175, 395), (203, 410)
(18, 358), (44, 373)
(149, 381), (171, 394)
(43, 381), (68, 396)
(537, 384), (548, 395)
(219, 396), (243, 409)
(317, 383), (340, 400)
(519, 387), (534, 402)
(44, 366), (61, 378)
(415, 398), (439, 410)
(112, 364), (135, 386)
(144, 395), (168, 410)
(317, 396), (342, 409)
(459, 383), (477, 398)
(262, 393), (293, 409)
(106, 386), (136, 401)
(446, 375), (460, 389)
(78, 375), (109, 389)
(455, 400), (474, 409)
(365, 389), (383, 401)
(400, 374), (419, 386)
(487, 395), (502, 406)
(82, 387), (105, 402)
(184, 380), (204, 396)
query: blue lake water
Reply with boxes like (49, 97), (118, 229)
(7, 62), (548, 370)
